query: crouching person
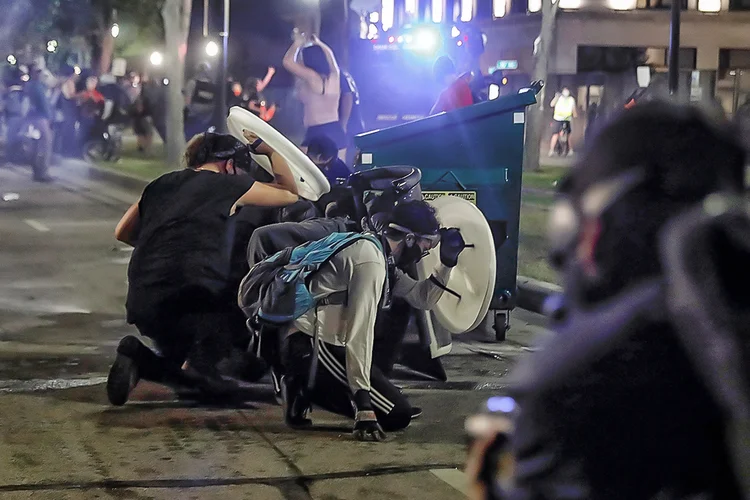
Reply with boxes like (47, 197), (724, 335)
(106, 131), (298, 406)
(239, 200), (466, 441)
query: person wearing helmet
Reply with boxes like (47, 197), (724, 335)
(247, 200), (467, 441)
(106, 130), (299, 406)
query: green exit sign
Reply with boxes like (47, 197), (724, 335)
(496, 60), (518, 70)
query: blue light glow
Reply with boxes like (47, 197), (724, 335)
(486, 396), (516, 414)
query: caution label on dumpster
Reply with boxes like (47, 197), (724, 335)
(422, 191), (477, 205)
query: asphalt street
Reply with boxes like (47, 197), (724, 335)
(0, 162), (551, 500)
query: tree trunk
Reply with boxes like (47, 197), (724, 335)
(99, 34), (114, 74)
(162, 0), (192, 168)
(523, 0), (559, 172)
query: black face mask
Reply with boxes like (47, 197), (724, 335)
(197, 133), (274, 183)
(395, 241), (426, 268)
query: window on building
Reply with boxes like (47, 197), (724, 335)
(405, 0), (418, 14)
(381, 0), (394, 31)
(460, 0), (474, 20)
(432, 0), (445, 21)
(729, 0), (750, 9)
(608, 0), (637, 10)
(559, 0), (582, 8)
(493, 0), (508, 16)
(697, 0), (721, 11)
(528, 0), (541, 12)
(509, 0), (528, 13)
(638, 0), (688, 9)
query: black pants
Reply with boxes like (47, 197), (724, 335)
(130, 290), (250, 386)
(284, 332), (413, 432)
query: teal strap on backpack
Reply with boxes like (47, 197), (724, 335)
(257, 232), (385, 325)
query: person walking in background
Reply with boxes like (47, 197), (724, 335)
(338, 69), (364, 165)
(57, 67), (79, 157)
(76, 75), (105, 157)
(429, 56), (474, 115)
(283, 30), (344, 159)
(131, 92), (153, 154)
(25, 63), (54, 182)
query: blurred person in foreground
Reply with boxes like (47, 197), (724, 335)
(429, 56), (474, 115)
(466, 102), (748, 499)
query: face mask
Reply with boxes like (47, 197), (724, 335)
(395, 241), (426, 268)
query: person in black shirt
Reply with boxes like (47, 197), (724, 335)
(306, 134), (351, 185)
(106, 131), (299, 406)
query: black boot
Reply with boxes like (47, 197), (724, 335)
(106, 336), (142, 406)
(281, 375), (312, 428)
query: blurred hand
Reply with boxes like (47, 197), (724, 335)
(267, 66), (276, 75)
(465, 415), (514, 500)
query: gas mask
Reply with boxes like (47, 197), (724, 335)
(548, 168), (646, 274)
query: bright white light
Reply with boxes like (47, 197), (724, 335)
(48, 40), (57, 47)
(460, 0), (474, 21)
(205, 40), (219, 57)
(74, 65), (81, 75)
(451, 26), (461, 38)
(608, 0), (636, 8)
(367, 24), (379, 40)
(482, 33), (488, 45)
(698, 0), (721, 11)
(413, 27), (440, 53)
(493, 0), (507, 17)
(150, 51), (163, 66)
(381, 0), (394, 31)
(6, 54), (16, 65)
(163, 78), (169, 85)
(369, 11), (380, 23)
(404, 34), (412, 43)
(21, 74), (29, 82)
(528, 0), (542, 10)
(46, 44), (56, 53)
(405, 0), (418, 14)
(431, 0), (444, 22)
(111, 23), (120, 38)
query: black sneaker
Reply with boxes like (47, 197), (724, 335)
(410, 406), (423, 420)
(281, 375), (312, 428)
(106, 336), (141, 406)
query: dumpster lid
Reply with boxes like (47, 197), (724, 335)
(227, 106), (330, 201)
(355, 90), (538, 150)
(416, 196), (496, 334)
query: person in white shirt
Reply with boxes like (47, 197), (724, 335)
(549, 87), (578, 156)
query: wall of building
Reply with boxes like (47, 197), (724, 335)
(480, 10), (750, 75)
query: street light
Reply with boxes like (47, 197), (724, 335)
(74, 65), (81, 75)
(150, 51), (163, 66)
(111, 23), (120, 38)
(47, 40), (57, 53)
(205, 40), (219, 57)
(6, 54), (16, 65)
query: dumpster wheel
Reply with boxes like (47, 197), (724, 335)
(493, 311), (511, 342)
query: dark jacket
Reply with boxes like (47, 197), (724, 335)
(504, 277), (743, 500)
(25, 80), (52, 120)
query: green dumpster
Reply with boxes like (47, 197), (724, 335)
(353, 90), (539, 336)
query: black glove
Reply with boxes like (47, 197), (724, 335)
(439, 227), (466, 268)
(353, 410), (386, 442)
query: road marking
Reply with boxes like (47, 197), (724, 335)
(24, 219), (50, 232)
(0, 376), (107, 393)
(430, 468), (468, 495)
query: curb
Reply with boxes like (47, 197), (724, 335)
(517, 276), (562, 315)
(70, 160), (564, 315)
